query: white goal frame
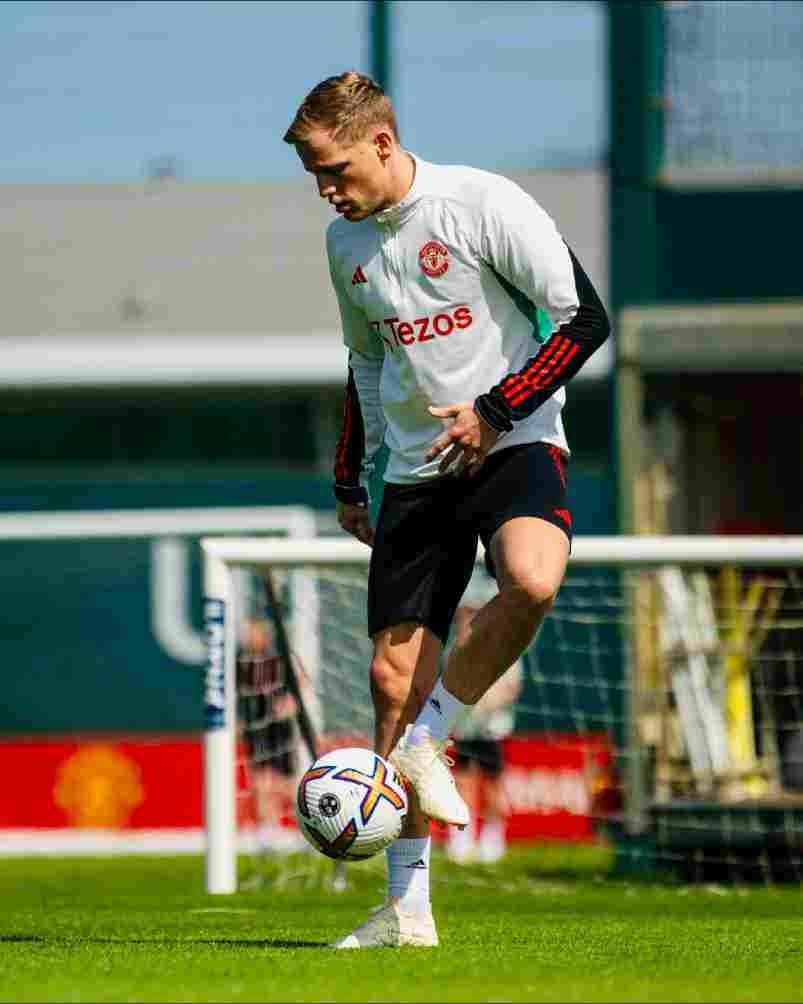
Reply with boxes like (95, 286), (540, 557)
(201, 533), (803, 893)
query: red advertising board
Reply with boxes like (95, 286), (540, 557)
(0, 732), (616, 841)
(0, 736), (204, 829)
(500, 733), (616, 842)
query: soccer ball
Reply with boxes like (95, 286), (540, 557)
(295, 747), (408, 860)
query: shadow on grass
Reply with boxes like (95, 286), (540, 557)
(0, 934), (325, 949)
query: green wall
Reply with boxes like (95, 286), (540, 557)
(0, 464), (332, 735)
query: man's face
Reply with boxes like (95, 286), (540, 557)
(296, 127), (390, 222)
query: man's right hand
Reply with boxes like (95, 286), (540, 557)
(337, 502), (374, 547)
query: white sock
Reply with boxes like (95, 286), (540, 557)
(479, 818), (506, 860)
(256, 822), (282, 847)
(409, 677), (471, 745)
(448, 823), (475, 855)
(386, 836), (431, 913)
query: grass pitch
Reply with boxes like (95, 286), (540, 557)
(0, 850), (800, 1003)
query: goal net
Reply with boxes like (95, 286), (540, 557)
(203, 535), (803, 893)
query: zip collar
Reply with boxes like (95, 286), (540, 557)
(374, 152), (428, 228)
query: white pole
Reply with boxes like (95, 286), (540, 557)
(203, 555), (238, 894)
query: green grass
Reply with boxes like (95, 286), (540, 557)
(0, 850), (800, 1003)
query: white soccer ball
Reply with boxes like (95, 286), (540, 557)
(295, 747), (408, 860)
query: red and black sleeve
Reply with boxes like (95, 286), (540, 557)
(333, 365), (369, 507)
(474, 246), (611, 433)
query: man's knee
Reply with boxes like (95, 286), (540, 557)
(491, 518), (569, 619)
(501, 570), (560, 619)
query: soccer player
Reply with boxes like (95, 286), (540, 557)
(284, 71), (610, 948)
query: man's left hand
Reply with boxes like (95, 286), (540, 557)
(425, 402), (499, 477)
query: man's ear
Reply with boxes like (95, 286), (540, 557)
(373, 128), (395, 162)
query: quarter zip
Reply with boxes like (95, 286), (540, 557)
(378, 217), (405, 310)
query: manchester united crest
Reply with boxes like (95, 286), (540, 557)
(418, 240), (449, 278)
(54, 745), (144, 829)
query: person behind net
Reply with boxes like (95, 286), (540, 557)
(283, 71), (609, 948)
(236, 616), (300, 854)
(445, 573), (523, 865)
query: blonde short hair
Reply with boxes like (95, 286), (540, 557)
(283, 71), (399, 146)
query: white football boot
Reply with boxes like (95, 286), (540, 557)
(390, 725), (470, 828)
(330, 901), (438, 949)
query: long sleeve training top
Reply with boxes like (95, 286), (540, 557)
(328, 155), (610, 502)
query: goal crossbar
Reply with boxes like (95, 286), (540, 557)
(202, 535), (803, 569)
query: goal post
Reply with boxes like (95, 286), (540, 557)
(201, 534), (803, 892)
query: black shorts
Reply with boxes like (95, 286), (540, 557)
(453, 738), (505, 775)
(367, 442), (571, 644)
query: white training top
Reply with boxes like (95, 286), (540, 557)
(327, 154), (580, 486)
